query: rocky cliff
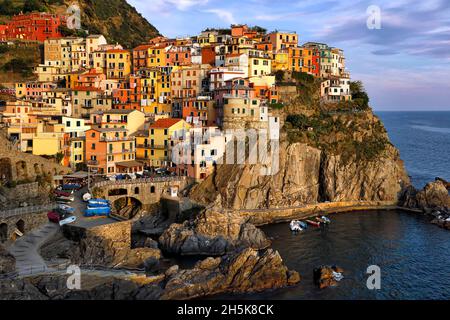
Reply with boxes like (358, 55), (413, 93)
(191, 109), (410, 210)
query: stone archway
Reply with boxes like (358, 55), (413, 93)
(113, 197), (142, 220)
(108, 188), (128, 197)
(0, 223), (7, 242)
(0, 158), (13, 183)
(16, 219), (25, 235)
(34, 163), (41, 175)
(16, 161), (28, 181)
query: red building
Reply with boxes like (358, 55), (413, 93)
(5, 12), (66, 42)
(0, 25), (7, 41)
(201, 46), (216, 66)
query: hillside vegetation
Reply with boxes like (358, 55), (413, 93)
(0, 0), (160, 48)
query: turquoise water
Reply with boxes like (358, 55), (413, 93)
(377, 111), (450, 189)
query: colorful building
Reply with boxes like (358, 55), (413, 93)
(106, 49), (131, 79)
(85, 127), (141, 175)
(3, 12), (66, 42)
(135, 118), (190, 168)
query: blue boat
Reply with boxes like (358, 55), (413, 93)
(88, 199), (111, 208)
(84, 206), (111, 217)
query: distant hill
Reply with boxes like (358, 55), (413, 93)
(0, 0), (160, 48)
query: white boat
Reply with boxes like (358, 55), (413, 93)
(83, 193), (92, 202)
(290, 220), (304, 232)
(321, 216), (331, 224)
(332, 271), (344, 282)
(58, 204), (75, 213)
(59, 216), (77, 226)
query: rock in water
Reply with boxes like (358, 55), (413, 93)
(159, 209), (271, 256)
(161, 248), (300, 300)
(415, 181), (450, 209)
(313, 265), (344, 289)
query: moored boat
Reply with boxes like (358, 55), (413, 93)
(306, 220), (321, 227)
(88, 199), (111, 208)
(290, 220), (304, 232)
(58, 204), (75, 213)
(84, 206), (111, 217)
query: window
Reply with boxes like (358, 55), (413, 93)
(91, 143), (96, 150)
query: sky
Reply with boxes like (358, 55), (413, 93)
(127, 0), (450, 111)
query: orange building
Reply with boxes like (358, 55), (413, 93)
(201, 46), (216, 66)
(85, 127), (141, 175)
(113, 75), (142, 110)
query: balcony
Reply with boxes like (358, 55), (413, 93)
(100, 137), (134, 142)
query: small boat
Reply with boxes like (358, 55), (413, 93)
(316, 216), (331, 225)
(321, 216), (331, 224)
(290, 220), (304, 232)
(54, 190), (73, 197)
(56, 195), (75, 203)
(62, 183), (82, 191)
(84, 206), (111, 217)
(59, 216), (77, 226)
(58, 204), (75, 213)
(306, 220), (321, 227)
(83, 193), (92, 202)
(88, 199), (111, 208)
(332, 271), (344, 282)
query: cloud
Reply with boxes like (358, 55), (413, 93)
(129, 0), (209, 14)
(203, 9), (236, 24)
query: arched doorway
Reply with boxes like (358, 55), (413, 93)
(16, 161), (28, 181)
(0, 158), (12, 183)
(113, 197), (142, 220)
(16, 219), (25, 235)
(0, 223), (8, 242)
(134, 187), (140, 195)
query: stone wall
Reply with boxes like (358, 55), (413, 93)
(0, 211), (48, 242)
(0, 133), (71, 184)
(94, 178), (191, 210)
(63, 221), (160, 268)
(238, 200), (399, 226)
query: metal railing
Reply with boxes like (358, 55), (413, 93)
(0, 203), (56, 219)
(93, 176), (187, 188)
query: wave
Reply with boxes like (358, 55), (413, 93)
(410, 125), (450, 134)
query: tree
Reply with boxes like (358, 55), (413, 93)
(23, 0), (46, 13)
(350, 80), (370, 110)
(55, 152), (64, 164)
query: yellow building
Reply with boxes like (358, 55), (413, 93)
(271, 51), (289, 72)
(247, 50), (272, 77)
(106, 49), (131, 79)
(70, 137), (85, 169)
(139, 67), (173, 114)
(136, 118), (190, 168)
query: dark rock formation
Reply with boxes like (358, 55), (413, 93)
(313, 265), (344, 289)
(0, 244), (15, 274)
(159, 209), (270, 256)
(401, 180), (450, 210)
(0, 248), (299, 300)
(161, 248), (300, 300)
